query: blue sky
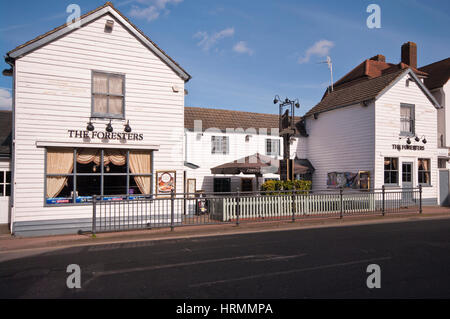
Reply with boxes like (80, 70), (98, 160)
(0, 0), (449, 114)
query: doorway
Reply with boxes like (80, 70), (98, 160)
(402, 162), (414, 204)
(241, 178), (253, 192)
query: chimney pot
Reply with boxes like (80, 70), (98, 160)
(370, 54), (386, 62)
(401, 41), (417, 69)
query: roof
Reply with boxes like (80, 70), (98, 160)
(0, 111), (12, 157)
(306, 67), (440, 118)
(185, 106), (301, 132)
(419, 57), (450, 90)
(6, 2), (191, 82)
(332, 58), (428, 92)
(305, 69), (404, 117)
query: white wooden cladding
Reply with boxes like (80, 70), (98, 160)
(13, 13), (185, 224)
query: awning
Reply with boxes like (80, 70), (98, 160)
(210, 153), (279, 175)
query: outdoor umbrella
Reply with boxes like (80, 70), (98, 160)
(210, 153), (279, 191)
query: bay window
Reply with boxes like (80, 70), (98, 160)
(45, 148), (152, 205)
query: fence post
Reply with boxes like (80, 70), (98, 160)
(92, 195), (97, 235)
(292, 189), (296, 222)
(236, 187), (240, 226)
(382, 185), (385, 216)
(170, 189), (175, 231)
(419, 184), (423, 214)
(339, 188), (343, 219)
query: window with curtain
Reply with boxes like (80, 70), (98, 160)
(92, 71), (125, 119)
(418, 159), (431, 185)
(45, 148), (152, 204)
(384, 157), (398, 185)
(400, 103), (414, 136)
(266, 139), (280, 156)
(211, 136), (229, 154)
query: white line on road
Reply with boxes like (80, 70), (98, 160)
(189, 256), (392, 288)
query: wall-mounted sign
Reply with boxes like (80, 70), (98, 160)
(156, 170), (176, 197)
(392, 144), (425, 151)
(68, 130), (143, 141)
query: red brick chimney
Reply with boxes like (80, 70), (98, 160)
(369, 54), (386, 62)
(401, 42), (417, 69)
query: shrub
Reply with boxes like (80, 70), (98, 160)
(260, 180), (311, 195)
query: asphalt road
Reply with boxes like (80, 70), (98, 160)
(0, 218), (450, 299)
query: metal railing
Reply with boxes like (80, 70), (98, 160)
(91, 185), (423, 234)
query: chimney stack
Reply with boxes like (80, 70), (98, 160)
(369, 54), (386, 62)
(401, 41), (417, 69)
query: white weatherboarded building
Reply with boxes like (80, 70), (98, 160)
(296, 44), (441, 205)
(5, 3), (190, 236)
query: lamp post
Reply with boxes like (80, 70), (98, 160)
(273, 95), (300, 181)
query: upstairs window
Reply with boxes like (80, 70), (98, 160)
(400, 103), (415, 136)
(92, 71), (125, 119)
(266, 139), (280, 156)
(211, 136), (229, 154)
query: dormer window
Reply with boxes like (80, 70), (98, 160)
(400, 103), (415, 136)
(92, 71), (125, 119)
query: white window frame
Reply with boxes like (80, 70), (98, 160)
(211, 136), (229, 155)
(266, 138), (280, 156)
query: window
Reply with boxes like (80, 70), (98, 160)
(384, 157), (398, 185)
(214, 178), (231, 193)
(266, 139), (280, 156)
(92, 71), (125, 118)
(418, 159), (431, 185)
(45, 148), (152, 204)
(400, 104), (415, 136)
(211, 136), (229, 154)
(438, 159), (447, 169)
(0, 171), (11, 197)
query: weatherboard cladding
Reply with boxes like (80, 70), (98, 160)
(7, 2), (191, 82)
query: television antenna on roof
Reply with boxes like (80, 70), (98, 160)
(318, 56), (334, 92)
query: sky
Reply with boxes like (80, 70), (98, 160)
(0, 0), (449, 114)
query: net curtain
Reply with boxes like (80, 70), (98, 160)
(46, 148), (151, 198)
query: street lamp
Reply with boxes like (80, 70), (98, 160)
(274, 95), (301, 181)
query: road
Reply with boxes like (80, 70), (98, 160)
(0, 218), (449, 298)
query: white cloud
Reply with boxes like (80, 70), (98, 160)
(129, 0), (183, 22)
(233, 41), (253, 55)
(0, 88), (12, 110)
(194, 27), (235, 51)
(298, 40), (334, 64)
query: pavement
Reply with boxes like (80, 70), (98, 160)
(1, 206), (450, 258)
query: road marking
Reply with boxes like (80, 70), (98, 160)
(189, 256), (392, 288)
(82, 254), (291, 287)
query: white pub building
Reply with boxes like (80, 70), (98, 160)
(1, 3), (448, 236)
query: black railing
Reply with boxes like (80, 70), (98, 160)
(91, 186), (423, 234)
